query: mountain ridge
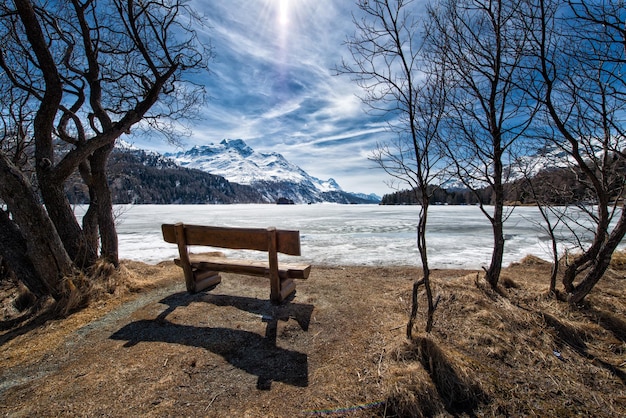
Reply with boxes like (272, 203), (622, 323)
(64, 140), (380, 205)
(164, 139), (380, 204)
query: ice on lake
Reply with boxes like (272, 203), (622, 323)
(76, 204), (620, 269)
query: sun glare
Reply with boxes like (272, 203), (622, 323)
(278, 0), (289, 26)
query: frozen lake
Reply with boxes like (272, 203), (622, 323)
(90, 204), (618, 269)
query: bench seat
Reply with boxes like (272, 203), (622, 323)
(175, 256), (311, 280)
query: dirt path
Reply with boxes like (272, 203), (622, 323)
(0, 280), (182, 396)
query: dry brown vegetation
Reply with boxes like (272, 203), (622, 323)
(0, 255), (625, 417)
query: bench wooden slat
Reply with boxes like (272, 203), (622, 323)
(163, 223), (310, 304)
(162, 224), (302, 256)
(174, 256), (311, 280)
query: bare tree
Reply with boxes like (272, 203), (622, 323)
(0, 0), (209, 304)
(427, 0), (536, 288)
(513, 154), (566, 295)
(339, 0), (444, 334)
(526, 0), (626, 304)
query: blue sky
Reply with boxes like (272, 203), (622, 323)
(135, 0), (398, 196)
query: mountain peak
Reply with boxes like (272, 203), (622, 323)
(164, 140), (380, 204)
(219, 139), (254, 157)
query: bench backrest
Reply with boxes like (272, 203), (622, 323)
(161, 223), (302, 256)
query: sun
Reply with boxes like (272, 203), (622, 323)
(278, 0), (290, 26)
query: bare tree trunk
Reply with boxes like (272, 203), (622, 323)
(486, 215), (505, 289)
(417, 200), (434, 333)
(3, 0), (209, 292)
(38, 169), (98, 268)
(407, 195), (436, 338)
(407, 279), (425, 339)
(562, 205), (610, 293)
(568, 206), (626, 305)
(529, 185), (560, 295)
(339, 0), (442, 336)
(485, 164), (505, 289)
(89, 142), (119, 266)
(547, 215), (560, 295)
(0, 209), (48, 298)
(534, 200), (561, 295)
(79, 162), (100, 256)
(0, 153), (73, 300)
(528, 0), (626, 303)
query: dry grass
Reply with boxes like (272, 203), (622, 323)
(610, 250), (626, 270)
(0, 256), (624, 417)
(385, 257), (626, 417)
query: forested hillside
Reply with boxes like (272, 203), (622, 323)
(65, 149), (265, 204)
(381, 167), (610, 206)
(64, 148), (379, 205)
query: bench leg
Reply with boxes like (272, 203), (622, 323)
(193, 270), (221, 293)
(270, 278), (296, 304)
(267, 228), (282, 303)
(279, 279), (296, 303)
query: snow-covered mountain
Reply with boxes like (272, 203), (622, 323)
(164, 139), (379, 204)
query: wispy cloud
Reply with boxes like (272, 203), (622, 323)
(139, 0), (401, 195)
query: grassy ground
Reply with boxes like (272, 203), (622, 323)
(0, 256), (624, 417)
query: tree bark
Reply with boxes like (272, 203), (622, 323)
(485, 158), (505, 288)
(38, 171), (98, 268)
(89, 142), (119, 266)
(0, 153), (73, 300)
(79, 161), (100, 256)
(568, 206), (626, 304)
(407, 279), (425, 339)
(562, 205), (610, 293)
(0, 209), (48, 298)
(486, 215), (505, 289)
(417, 198), (434, 333)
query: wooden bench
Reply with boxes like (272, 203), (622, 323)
(161, 223), (311, 304)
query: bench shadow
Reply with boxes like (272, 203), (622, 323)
(110, 292), (313, 390)
(198, 292), (314, 331)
